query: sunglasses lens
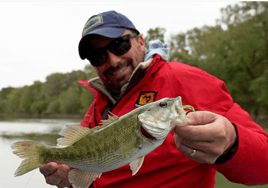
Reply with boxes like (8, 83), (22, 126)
(87, 33), (136, 67)
(88, 51), (106, 67)
(111, 38), (131, 55)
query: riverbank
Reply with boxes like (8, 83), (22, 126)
(0, 113), (84, 120)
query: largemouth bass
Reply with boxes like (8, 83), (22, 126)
(11, 96), (190, 188)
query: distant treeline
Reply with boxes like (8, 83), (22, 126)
(0, 2), (267, 124)
(0, 66), (97, 117)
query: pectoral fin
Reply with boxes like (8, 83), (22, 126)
(68, 169), (101, 188)
(129, 156), (144, 176)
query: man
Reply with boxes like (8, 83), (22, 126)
(40, 10), (268, 188)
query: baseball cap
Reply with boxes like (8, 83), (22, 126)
(78, 10), (139, 60)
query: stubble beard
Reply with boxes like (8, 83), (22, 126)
(105, 58), (135, 94)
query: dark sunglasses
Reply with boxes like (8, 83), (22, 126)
(86, 33), (138, 67)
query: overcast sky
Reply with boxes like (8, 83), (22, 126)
(0, 1), (238, 90)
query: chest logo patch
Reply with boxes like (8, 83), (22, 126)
(135, 91), (157, 107)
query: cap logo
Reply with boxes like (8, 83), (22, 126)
(82, 14), (103, 36)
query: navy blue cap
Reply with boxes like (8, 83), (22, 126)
(78, 10), (139, 60)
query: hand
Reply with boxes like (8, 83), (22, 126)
(173, 111), (237, 164)
(39, 162), (71, 188)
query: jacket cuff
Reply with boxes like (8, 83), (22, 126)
(214, 124), (239, 164)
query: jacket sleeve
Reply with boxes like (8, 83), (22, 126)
(212, 103), (268, 185)
(167, 62), (268, 185)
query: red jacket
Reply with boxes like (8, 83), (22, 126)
(78, 54), (268, 187)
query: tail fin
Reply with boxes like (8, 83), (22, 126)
(11, 141), (46, 177)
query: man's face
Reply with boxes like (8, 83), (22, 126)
(89, 30), (145, 94)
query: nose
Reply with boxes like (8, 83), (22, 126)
(106, 50), (121, 67)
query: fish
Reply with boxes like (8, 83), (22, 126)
(11, 96), (191, 188)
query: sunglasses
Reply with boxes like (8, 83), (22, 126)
(86, 33), (138, 67)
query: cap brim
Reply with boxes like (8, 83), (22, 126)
(78, 27), (126, 60)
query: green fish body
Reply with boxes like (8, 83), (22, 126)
(11, 96), (189, 188)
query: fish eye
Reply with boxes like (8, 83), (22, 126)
(159, 102), (167, 107)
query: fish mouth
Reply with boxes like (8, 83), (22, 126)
(140, 124), (156, 140)
(138, 97), (186, 140)
(171, 97), (188, 126)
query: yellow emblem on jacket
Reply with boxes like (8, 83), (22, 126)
(136, 91), (157, 106)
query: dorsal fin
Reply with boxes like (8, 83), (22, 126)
(99, 112), (119, 126)
(57, 125), (93, 146)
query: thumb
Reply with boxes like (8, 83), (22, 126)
(186, 111), (217, 125)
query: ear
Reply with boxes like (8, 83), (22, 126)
(137, 34), (146, 52)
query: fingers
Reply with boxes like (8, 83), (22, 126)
(174, 134), (219, 164)
(182, 138), (224, 155)
(57, 174), (72, 188)
(186, 111), (216, 125)
(39, 162), (59, 177)
(174, 124), (219, 141)
(45, 164), (70, 185)
(178, 140), (218, 164)
(175, 111), (225, 141)
(39, 162), (71, 187)
(173, 111), (237, 164)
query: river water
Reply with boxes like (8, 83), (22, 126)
(0, 118), (80, 188)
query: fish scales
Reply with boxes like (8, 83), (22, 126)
(37, 110), (150, 172)
(11, 97), (190, 188)
(64, 112), (151, 171)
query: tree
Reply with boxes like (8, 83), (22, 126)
(0, 87), (14, 113)
(249, 68), (268, 111)
(59, 83), (82, 114)
(0, 64), (98, 116)
(42, 73), (68, 98)
(144, 27), (166, 45)
(18, 81), (47, 115)
(18, 86), (32, 114)
(46, 97), (61, 114)
(5, 88), (22, 114)
(167, 2), (268, 116)
(168, 33), (193, 64)
(30, 81), (48, 115)
(217, 2), (268, 116)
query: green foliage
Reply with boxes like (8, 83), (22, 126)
(0, 87), (14, 113)
(5, 88), (22, 114)
(0, 65), (97, 116)
(168, 33), (193, 64)
(144, 27), (166, 45)
(59, 84), (82, 114)
(166, 2), (268, 118)
(46, 97), (61, 114)
(249, 69), (268, 114)
(18, 81), (45, 114)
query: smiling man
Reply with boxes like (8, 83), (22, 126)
(84, 30), (145, 95)
(78, 13), (145, 97)
(39, 10), (268, 188)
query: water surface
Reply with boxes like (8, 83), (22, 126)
(0, 118), (80, 188)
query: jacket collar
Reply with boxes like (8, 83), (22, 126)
(81, 54), (165, 104)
